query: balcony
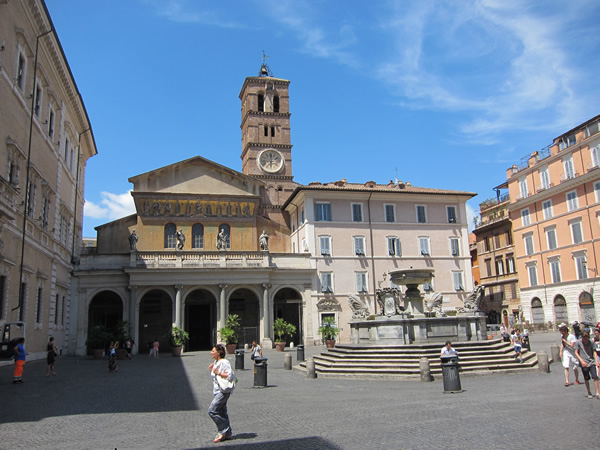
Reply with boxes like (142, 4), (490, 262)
(560, 172), (580, 184)
(536, 182), (554, 193)
(479, 193), (510, 211)
(0, 177), (18, 221)
(77, 251), (314, 271)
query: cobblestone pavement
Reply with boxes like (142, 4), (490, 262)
(0, 332), (597, 449)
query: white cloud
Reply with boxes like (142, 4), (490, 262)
(260, 0), (360, 67)
(84, 191), (136, 221)
(373, 0), (596, 141)
(466, 201), (478, 233)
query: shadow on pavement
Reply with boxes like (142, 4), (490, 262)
(0, 354), (199, 423)
(193, 435), (343, 449)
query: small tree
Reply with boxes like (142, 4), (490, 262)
(318, 317), (340, 341)
(219, 314), (241, 345)
(166, 326), (190, 347)
(273, 318), (296, 342)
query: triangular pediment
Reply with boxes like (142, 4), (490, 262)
(128, 155), (264, 196)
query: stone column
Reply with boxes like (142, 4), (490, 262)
(175, 284), (183, 328)
(74, 285), (87, 357)
(219, 284), (227, 329)
(128, 285), (136, 344)
(262, 283), (273, 348)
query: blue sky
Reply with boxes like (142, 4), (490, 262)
(44, 0), (600, 237)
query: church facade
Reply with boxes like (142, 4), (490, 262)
(71, 66), (475, 355)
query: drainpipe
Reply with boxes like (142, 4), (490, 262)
(367, 192), (377, 314)
(14, 28), (54, 317)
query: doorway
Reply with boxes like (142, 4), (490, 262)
(185, 289), (217, 351)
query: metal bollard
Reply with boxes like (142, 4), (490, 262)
(550, 344), (560, 365)
(537, 350), (550, 373)
(440, 355), (462, 393)
(284, 352), (292, 370)
(235, 349), (244, 370)
(306, 357), (317, 379)
(297, 344), (305, 362)
(253, 357), (268, 388)
(419, 357), (432, 382)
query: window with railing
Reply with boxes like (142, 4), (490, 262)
(584, 121), (599, 138)
(387, 237), (401, 256)
(559, 133), (576, 150)
(355, 272), (368, 293)
(320, 272), (333, 293)
(450, 238), (460, 256)
(353, 236), (366, 256)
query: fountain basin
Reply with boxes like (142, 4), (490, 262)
(350, 314), (487, 345)
(389, 269), (434, 287)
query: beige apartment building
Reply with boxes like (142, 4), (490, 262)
(507, 114), (600, 327)
(0, 0), (97, 361)
(284, 181), (475, 344)
(473, 185), (521, 327)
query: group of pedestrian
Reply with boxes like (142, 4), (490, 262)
(10, 336), (57, 384)
(499, 325), (528, 363)
(559, 322), (600, 399)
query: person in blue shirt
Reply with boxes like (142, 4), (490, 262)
(13, 337), (26, 384)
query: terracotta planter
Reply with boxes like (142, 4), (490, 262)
(274, 341), (286, 352)
(226, 343), (237, 354)
(325, 339), (336, 349)
(92, 349), (104, 360)
(171, 346), (183, 357)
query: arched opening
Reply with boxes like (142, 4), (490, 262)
(531, 297), (544, 324)
(192, 223), (204, 249)
(139, 289), (173, 354)
(164, 223), (176, 248)
(554, 295), (568, 325)
(258, 94), (264, 112)
(273, 288), (303, 345)
(88, 291), (123, 354)
(273, 95), (279, 113)
(185, 289), (217, 351)
(579, 291), (596, 324)
(228, 288), (260, 346)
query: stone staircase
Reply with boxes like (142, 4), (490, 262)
(296, 339), (538, 379)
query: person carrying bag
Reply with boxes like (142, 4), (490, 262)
(250, 340), (262, 361)
(208, 344), (235, 443)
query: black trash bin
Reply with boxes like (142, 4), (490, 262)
(297, 344), (305, 362)
(235, 349), (244, 370)
(440, 355), (462, 393)
(253, 357), (268, 388)
(522, 335), (531, 352)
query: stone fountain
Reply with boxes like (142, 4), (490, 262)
(349, 269), (487, 345)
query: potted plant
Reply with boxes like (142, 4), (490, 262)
(273, 318), (296, 352)
(318, 317), (339, 348)
(86, 325), (111, 359)
(219, 314), (241, 354)
(166, 325), (190, 356)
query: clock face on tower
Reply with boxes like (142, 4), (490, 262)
(257, 149), (284, 174)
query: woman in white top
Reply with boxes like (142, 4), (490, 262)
(208, 344), (235, 443)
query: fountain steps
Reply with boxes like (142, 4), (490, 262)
(297, 339), (538, 379)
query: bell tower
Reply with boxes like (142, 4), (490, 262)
(240, 58), (296, 226)
(240, 60), (293, 181)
